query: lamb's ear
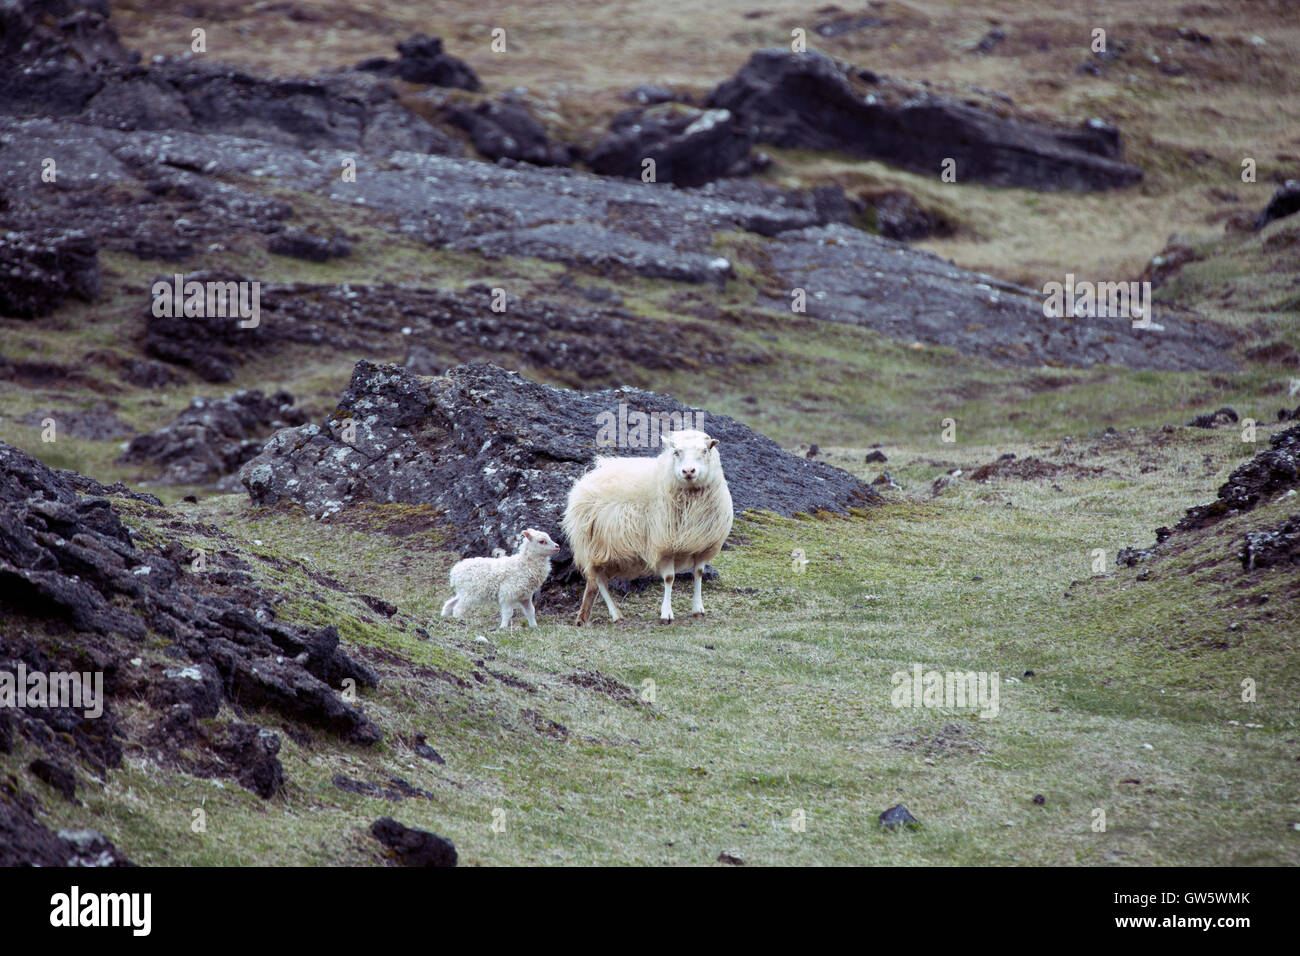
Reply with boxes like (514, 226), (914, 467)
(522, 529), (535, 542)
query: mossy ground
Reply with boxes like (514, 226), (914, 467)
(14, 419), (1295, 866)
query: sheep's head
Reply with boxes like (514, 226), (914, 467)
(661, 429), (721, 489)
(520, 528), (561, 557)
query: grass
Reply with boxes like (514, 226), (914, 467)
(19, 420), (1297, 866)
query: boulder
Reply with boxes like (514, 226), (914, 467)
(119, 389), (306, 487)
(449, 100), (574, 166)
(370, 816), (458, 867)
(707, 49), (1144, 191)
(239, 361), (881, 569)
(1255, 180), (1300, 230)
(0, 231), (101, 319)
(586, 104), (756, 187)
(357, 33), (480, 91)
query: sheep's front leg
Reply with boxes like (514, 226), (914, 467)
(522, 597), (538, 627)
(658, 560), (675, 624)
(690, 563), (705, 617)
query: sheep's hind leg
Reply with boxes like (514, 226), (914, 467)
(522, 598), (538, 627)
(499, 604), (515, 630)
(596, 575), (623, 622)
(576, 578), (597, 625)
(440, 595), (458, 618)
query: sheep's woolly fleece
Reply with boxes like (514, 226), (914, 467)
(240, 361), (881, 568)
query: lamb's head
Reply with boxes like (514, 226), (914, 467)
(519, 528), (561, 558)
(660, 429), (722, 490)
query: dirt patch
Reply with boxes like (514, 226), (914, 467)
(968, 454), (1107, 482)
(889, 722), (990, 757)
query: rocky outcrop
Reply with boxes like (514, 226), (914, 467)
(118, 390), (306, 487)
(267, 228), (353, 262)
(587, 104), (757, 187)
(141, 276), (754, 387)
(763, 224), (1237, 371)
(1119, 424), (1300, 566)
(707, 49), (1144, 191)
(239, 361), (882, 566)
(1255, 180), (1300, 230)
(0, 230), (101, 319)
(448, 100), (574, 166)
(0, 438), (382, 802)
(356, 33), (480, 91)
(370, 816), (458, 867)
(0, 2), (463, 157)
(0, 0), (131, 118)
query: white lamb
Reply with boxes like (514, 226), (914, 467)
(562, 429), (733, 625)
(440, 529), (561, 629)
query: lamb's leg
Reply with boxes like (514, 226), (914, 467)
(658, 562), (675, 624)
(499, 603), (514, 630)
(596, 575), (623, 622)
(576, 577), (597, 626)
(522, 598), (538, 627)
(441, 595), (458, 618)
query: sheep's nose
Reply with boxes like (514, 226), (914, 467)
(682, 467), (696, 480)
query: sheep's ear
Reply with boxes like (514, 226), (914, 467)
(522, 529), (535, 541)
(707, 438), (719, 450)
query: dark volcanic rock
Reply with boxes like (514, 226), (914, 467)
(239, 361), (881, 572)
(879, 804), (920, 830)
(370, 816), (458, 867)
(452, 222), (735, 284)
(1188, 406), (1239, 429)
(1241, 514), (1300, 572)
(1121, 425), (1300, 568)
(0, 231), (102, 319)
(29, 758), (77, 801)
(358, 33), (481, 91)
(765, 224), (1236, 371)
(707, 49), (1144, 191)
(587, 104), (756, 187)
(0, 438), (381, 750)
(267, 228), (352, 262)
(1255, 180), (1300, 231)
(211, 723), (284, 799)
(1177, 425), (1300, 532)
(449, 100), (574, 166)
(141, 277), (752, 388)
(155, 62), (461, 155)
(0, 777), (133, 865)
(119, 389), (305, 487)
(18, 403), (134, 441)
(0, 0), (130, 118)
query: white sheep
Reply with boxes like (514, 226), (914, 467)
(440, 529), (561, 629)
(562, 429), (733, 625)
